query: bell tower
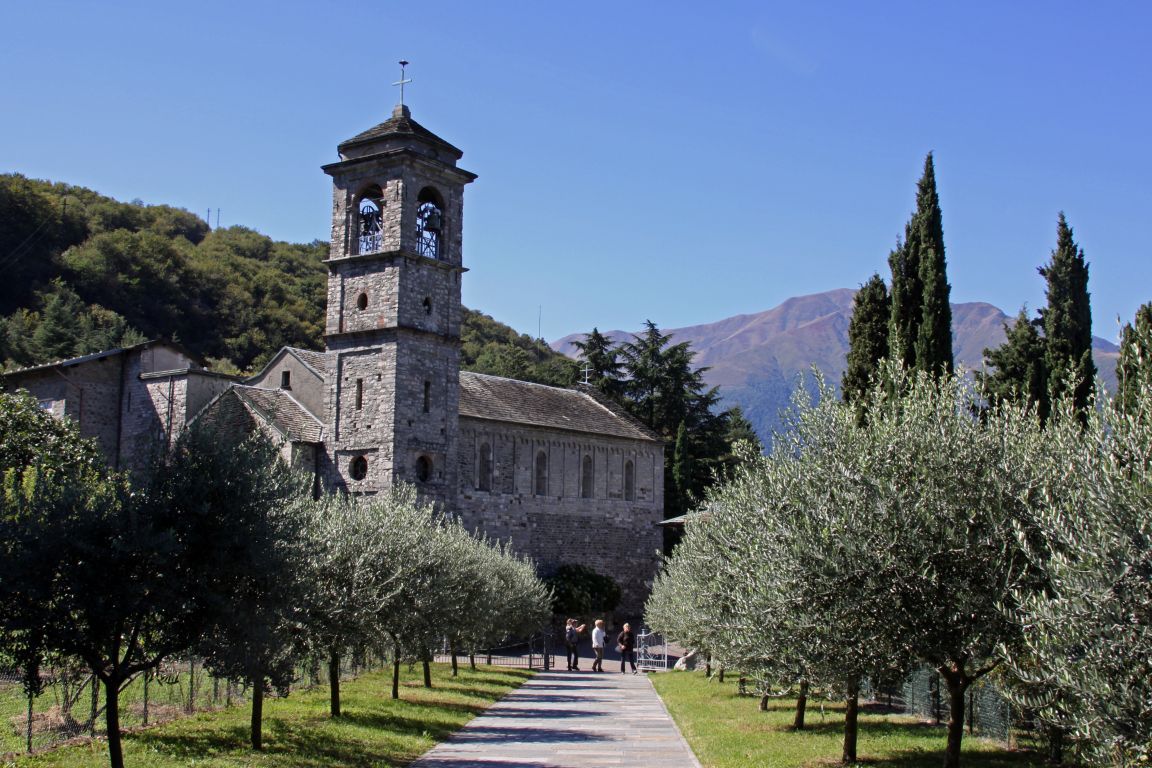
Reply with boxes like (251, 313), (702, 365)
(321, 100), (476, 507)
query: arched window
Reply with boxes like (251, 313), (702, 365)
(534, 450), (548, 496)
(415, 455), (432, 483)
(357, 186), (384, 254)
(356, 292), (368, 310)
(349, 455), (368, 481)
(478, 442), (493, 492)
(415, 187), (444, 260)
(581, 454), (594, 499)
(423, 296), (432, 315)
(624, 460), (635, 501)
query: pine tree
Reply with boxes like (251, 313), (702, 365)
(1116, 302), (1152, 414)
(31, 281), (85, 361)
(1039, 213), (1095, 413)
(572, 327), (623, 397)
(843, 274), (891, 407)
(978, 307), (1049, 420)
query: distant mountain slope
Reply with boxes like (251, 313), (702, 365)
(553, 289), (1120, 442)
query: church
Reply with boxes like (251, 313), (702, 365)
(5, 102), (665, 615)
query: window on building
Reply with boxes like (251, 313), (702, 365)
(423, 380), (431, 413)
(280, 370), (291, 389)
(357, 186), (384, 254)
(534, 450), (548, 496)
(624, 460), (635, 501)
(355, 378), (363, 410)
(423, 296), (432, 315)
(478, 442), (493, 492)
(581, 454), (594, 499)
(349, 455), (368, 481)
(416, 455), (432, 482)
(416, 187), (444, 260)
(357, 292), (368, 311)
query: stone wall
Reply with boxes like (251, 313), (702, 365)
(246, 351), (326, 421)
(455, 418), (664, 620)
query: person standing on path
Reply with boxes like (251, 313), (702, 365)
(617, 622), (637, 674)
(590, 619), (606, 672)
(565, 618), (586, 671)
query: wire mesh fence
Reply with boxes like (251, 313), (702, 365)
(897, 667), (1019, 745)
(0, 653), (388, 756)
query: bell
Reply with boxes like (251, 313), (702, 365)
(423, 210), (442, 232)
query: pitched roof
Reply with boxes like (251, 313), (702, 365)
(285, 347), (331, 376)
(458, 372), (660, 442)
(338, 105), (463, 158)
(231, 386), (324, 443)
(2, 338), (204, 378)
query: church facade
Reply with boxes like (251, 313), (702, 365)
(5, 105), (664, 616)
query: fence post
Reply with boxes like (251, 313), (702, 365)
(187, 658), (195, 713)
(90, 675), (99, 737)
(26, 691), (33, 754)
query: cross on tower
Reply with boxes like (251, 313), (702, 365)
(392, 60), (413, 106)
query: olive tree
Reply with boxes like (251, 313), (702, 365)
(1006, 383), (1152, 766)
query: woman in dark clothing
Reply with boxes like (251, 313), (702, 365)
(617, 622), (637, 674)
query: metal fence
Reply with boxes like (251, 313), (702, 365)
(433, 634), (557, 671)
(898, 667), (1015, 744)
(0, 653), (387, 756)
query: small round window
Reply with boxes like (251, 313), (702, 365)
(349, 456), (368, 481)
(356, 292), (368, 311)
(415, 455), (432, 482)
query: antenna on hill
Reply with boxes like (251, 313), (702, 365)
(538, 305), (542, 341)
(581, 361), (593, 386)
(215, 209), (220, 229)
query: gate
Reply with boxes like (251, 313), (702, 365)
(636, 629), (668, 671)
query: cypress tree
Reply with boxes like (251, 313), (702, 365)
(1039, 213), (1095, 413)
(889, 153), (952, 375)
(887, 234), (920, 370)
(1116, 302), (1152, 414)
(843, 274), (891, 407)
(978, 307), (1049, 420)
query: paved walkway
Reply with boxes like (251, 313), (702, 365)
(409, 669), (702, 768)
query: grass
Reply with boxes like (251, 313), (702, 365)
(2, 663), (533, 767)
(650, 670), (1046, 768)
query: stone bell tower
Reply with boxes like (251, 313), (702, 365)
(320, 101), (476, 507)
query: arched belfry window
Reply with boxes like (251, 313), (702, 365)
(415, 187), (444, 260)
(357, 186), (384, 254)
(581, 454), (594, 499)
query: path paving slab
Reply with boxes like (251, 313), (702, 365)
(410, 669), (701, 768)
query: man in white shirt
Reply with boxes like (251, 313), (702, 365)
(590, 619), (607, 672)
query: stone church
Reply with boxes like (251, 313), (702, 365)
(5, 104), (664, 615)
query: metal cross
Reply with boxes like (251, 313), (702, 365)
(393, 60), (413, 106)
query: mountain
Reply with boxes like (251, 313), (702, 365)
(552, 289), (1121, 442)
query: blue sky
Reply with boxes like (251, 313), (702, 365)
(2, 2), (1148, 343)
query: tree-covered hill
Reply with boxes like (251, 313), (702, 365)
(0, 174), (575, 383)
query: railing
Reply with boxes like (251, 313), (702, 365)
(433, 634), (556, 671)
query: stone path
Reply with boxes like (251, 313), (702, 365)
(409, 669), (702, 768)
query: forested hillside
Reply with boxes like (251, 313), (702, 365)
(0, 174), (574, 383)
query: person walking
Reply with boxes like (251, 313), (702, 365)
(564, 618), (586, 671)
(617, 622), (637, 674)
(590, 619), (606, 672)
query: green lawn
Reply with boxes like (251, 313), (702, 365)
(3, 663), (533, 768)
(650, 670), (1045, 768)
